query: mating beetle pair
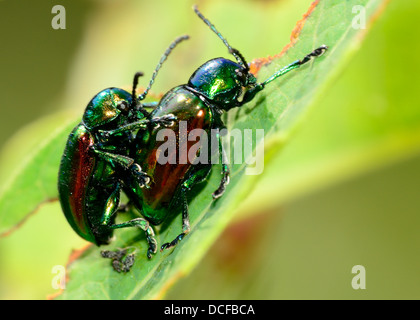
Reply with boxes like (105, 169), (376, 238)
(58, 6), (327, 272)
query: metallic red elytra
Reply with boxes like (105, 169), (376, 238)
(59, 125), (96, 242)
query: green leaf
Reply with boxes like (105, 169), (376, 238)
(0, 0), (391, 299)
(0, 113), (78, 236)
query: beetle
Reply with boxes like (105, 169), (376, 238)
(57, 36), (188, 270)
(104, 6), (328, 253)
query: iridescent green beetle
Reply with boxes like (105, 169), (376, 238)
(106, 6), (328, 254)
(58, 36), (188, 271)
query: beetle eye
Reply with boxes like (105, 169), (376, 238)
(117, 101), (129, 114)
(235, 68), (247, 85)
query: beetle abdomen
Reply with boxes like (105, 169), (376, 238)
(58, 124), (97, 244)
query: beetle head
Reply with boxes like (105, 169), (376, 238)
(188, 57), (257, 110)
(82, 88), (139, 130)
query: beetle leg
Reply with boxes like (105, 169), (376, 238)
(97, 118), (152, 138)
(98, 182), (138, 272)
(160, 165), (211, 251)
(90, 146), (135, 169)
(161, 186), (190, 251)
(100, 182), (121, 226)
(129, 163), (152, 188)
(212, 134), (230, 199)
(90, 147), (151, 188)
(149, 114), (177, 128)
(110, 218), (157, 259)
(100, 187), (156, 270)
(98, 114), (177, 138)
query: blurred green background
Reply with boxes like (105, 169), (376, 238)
(1, 0), (419, 299)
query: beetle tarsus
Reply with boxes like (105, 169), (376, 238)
(212, 180), (228, 199)
(129, 163), (151, 187)
(160, 233), (186, 252)
(147, 236), (158, 259)
(151, 114), (177, 128)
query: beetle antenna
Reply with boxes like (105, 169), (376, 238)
(240, 45), (328, 106)
(138, 35), (190, 101)
(193, 5), (248, 70)
(131, 71), (144, 107)
(261, 45), (328, 86)
(229, 48), (249, 72)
